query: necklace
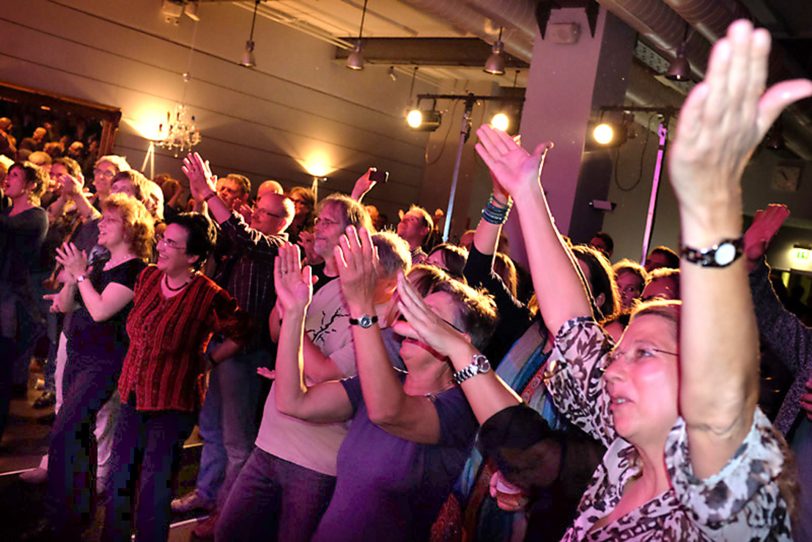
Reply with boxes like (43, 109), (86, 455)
(163, 273), (192, 292)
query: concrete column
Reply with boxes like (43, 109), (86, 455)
(505, 7), (636, 267)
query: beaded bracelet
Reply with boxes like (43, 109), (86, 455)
(481, 193), (512, 225)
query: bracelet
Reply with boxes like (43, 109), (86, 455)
(203, 192), (218, 204)
(481, 193), (512, 225)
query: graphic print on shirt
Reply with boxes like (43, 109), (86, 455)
(307, 306), (349, 346)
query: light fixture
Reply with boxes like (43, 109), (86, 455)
(490, 112), (510, 132)
(484, 28), (506, 76)
(240, 0), (260, 68)
(157, 18), (202, 157)
(184, 1), (200, 21)
(592, 122), (615, 145)
(590, 111), (634, 147)
(406, 108), (442, 131)
(347, 0), (369, 70)
(666, 24), (691, 81)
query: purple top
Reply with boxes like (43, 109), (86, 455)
(311, 376), (477, 542)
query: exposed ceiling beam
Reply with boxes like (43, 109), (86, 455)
(334, 37), (529, 68)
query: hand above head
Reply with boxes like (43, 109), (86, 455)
(743, 204), (790, 272)
(669, 20), (812, 226)
(350, 168), (377, 202)
(273, 243), (313, 315)
(54, 242), (88, 279)
(181, 152), (217, 200)
(393, 272), (471, 358)
(474, 125), (554, 202)
(335, 226), (379, 314)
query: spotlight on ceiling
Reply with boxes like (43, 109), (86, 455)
(346, 41), (364, 71)
(490, 112), (510, 132)
(347, 0), (369, 71)
(240, 0), (260, 68)
(591, 111), (634, 147)
(406, 108), (442, 132)
(666, 25), (691, 81)
(484, 28), (506, 76)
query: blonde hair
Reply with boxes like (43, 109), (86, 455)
(102, 193), (155, 261)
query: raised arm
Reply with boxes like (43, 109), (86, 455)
(335, 226), (445, 444)
(475, 129), (590, 335)
(395, 272), (521, 425)
(669, 20), (812, 478)
(272, 243), (353, 423)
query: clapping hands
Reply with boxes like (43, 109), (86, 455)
(182, 152), (217, 200)
(475, 126), (553, 202)
(54, 242), (88, 280)
(335, 226), (379, 314)
(273, 244), (314, 315)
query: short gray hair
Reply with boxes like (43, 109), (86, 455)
(372, 231), (411, 278)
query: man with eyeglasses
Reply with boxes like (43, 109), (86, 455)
(176, 153), (292, 537)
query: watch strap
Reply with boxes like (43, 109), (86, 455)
(680, 237), (743, 268)
(452, 354), (490, 385)
(349, 314), (378, 328)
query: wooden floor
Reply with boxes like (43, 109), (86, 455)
(0, 362), (206, 541)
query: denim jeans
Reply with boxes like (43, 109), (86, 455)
(196, 348), (266, 507)
(101, 399), (196, 542)
(46, 359), (118, 535)
(215, 448), (336, 542)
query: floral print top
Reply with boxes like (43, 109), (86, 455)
(544, 317), (793, 541)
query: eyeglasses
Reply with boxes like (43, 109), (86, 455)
(94, 168), (115, 179)
(606, 344), (678, 366)
(156, 235), (186, 251)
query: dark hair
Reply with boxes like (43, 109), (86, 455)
(492, 252), (518, 298)
(167, 212), (217, 270)
(591, 231), (614, 253)
(649, 246), (680, 269)
(52, 156), (82, 179)
(571, 244), (619, 323)
(9, 161), (48, 203)
(429, 278), (497, 352)
(428, 243), (468, 279)
(224, 173), (251, 196)
(407, 264), (453, 297)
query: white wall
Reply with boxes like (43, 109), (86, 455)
(1, 0), (437, 222)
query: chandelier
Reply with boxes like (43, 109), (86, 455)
(158, 100), (201, 156)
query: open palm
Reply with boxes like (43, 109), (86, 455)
(475, 125), (553, 200)
(274, 244), (312, 314)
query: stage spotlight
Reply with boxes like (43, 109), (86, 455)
(490, 112), (510, 132)
(406, 108), (442, 131)
(592, 123), (615, 145)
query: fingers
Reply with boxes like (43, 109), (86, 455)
(757, 79), (812, 138)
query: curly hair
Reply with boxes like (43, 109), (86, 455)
(9, 161), (48, 204)
(102, 193), (155, 261)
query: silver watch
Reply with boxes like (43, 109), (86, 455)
(452, 354), (491, 385)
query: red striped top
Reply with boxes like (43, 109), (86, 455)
(118, 265), (250, 412)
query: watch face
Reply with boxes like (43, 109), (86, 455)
(359, 316), (373, 328)
(714, 243), (736, 266)
(475, 355), (491, 374)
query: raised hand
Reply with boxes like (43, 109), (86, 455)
(54, 242), (88, 279)
(297, 230), (319, 264)
(273, 243), (313, 315)
(335, 226), (378, 314)
(393, 272), (470, 357)
(58, 172), (83, 197)
(669, 20), (812, 224)
(350, 168), (377, 202)
(181, 152), (217, 200)
(743, 204), (790, 271)
(475, 124), (553, 201)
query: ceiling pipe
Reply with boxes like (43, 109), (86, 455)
(398, 0), (535, 61)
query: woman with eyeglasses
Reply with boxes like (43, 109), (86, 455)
(399, 20), (809, 540)
(101, 212), (249, 542)
(36, 194), (153, 539)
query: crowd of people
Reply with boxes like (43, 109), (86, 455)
(1, 19), (811, 542)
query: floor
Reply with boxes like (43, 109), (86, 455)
(0, 362), (207, 541)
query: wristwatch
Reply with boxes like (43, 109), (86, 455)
(349, 314), (378, 329)
(681, 237), (743, 268)
(453, 354), (491, 385)
(76, 274), (87, 283)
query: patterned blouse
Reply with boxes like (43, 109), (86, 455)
(544, 317), (793, 541)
